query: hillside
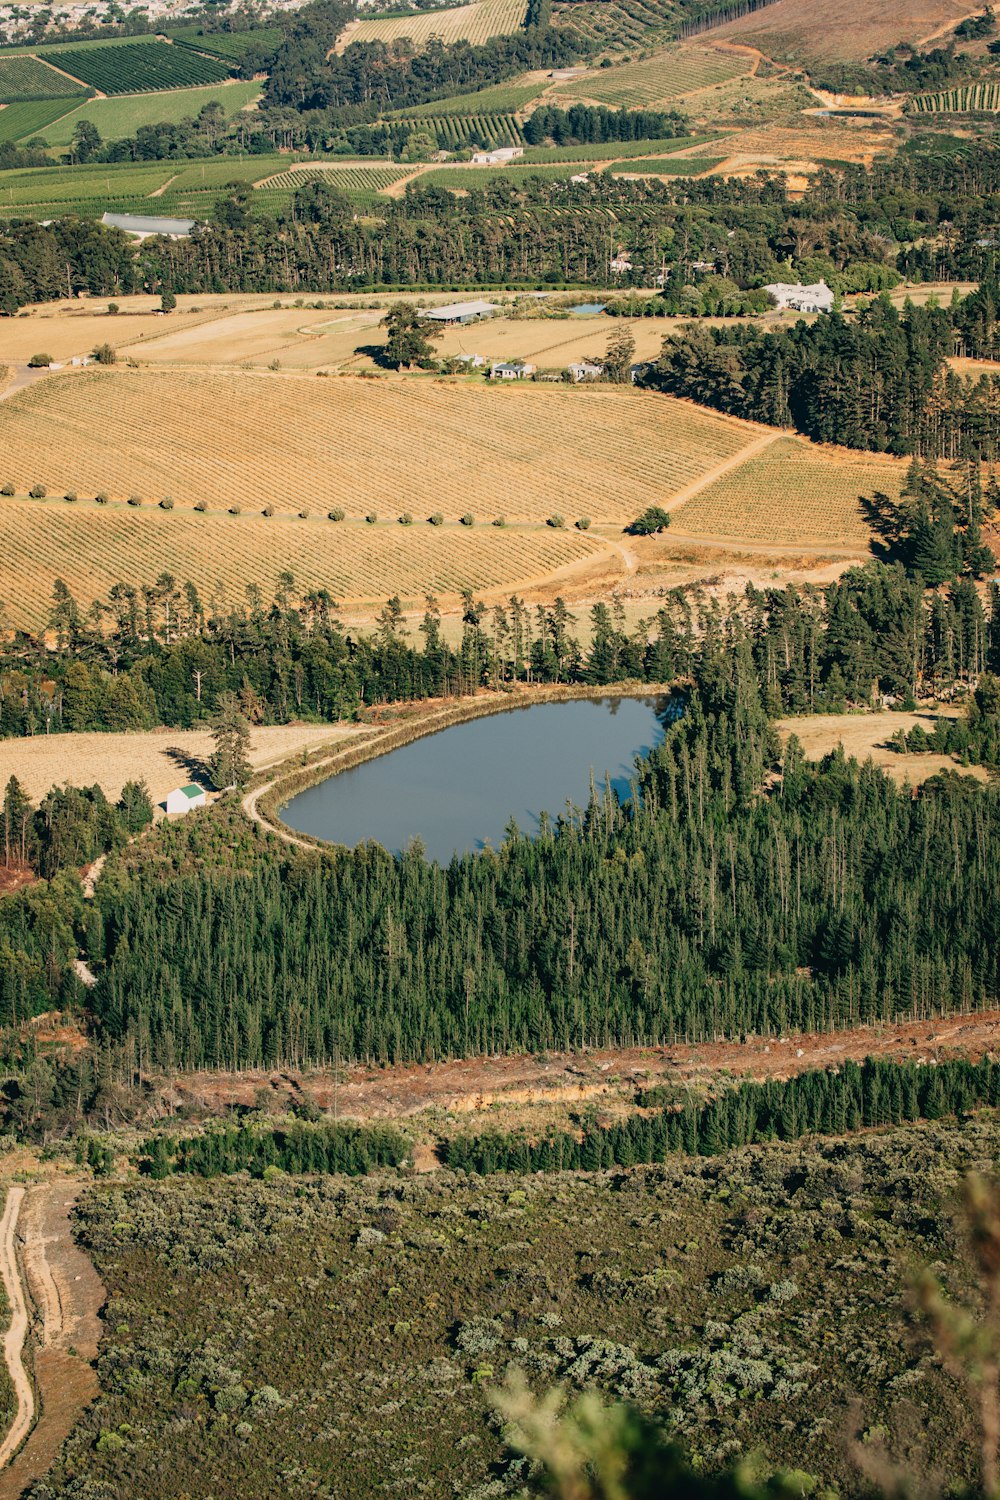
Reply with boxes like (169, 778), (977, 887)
(710, 0), (977, 62)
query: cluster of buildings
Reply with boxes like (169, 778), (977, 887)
(763, 281), (835, 313)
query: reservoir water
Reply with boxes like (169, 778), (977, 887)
(282, 694), (669, 864)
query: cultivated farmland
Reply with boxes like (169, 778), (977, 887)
(164, 25), (283, 62)
(0, 498), (605, 632)
(673, 434), (906, 546)
(38, 40), (231, 94)
(608, 154), (723, 175)
(910, 82), (1000, 113)
(0, 363), (762, 539)
(398, 77), (544, 116)
(0, 97), (82, 142)
(255, 164), (413, 195)
(551, 0), (679, 50)
(336, 0), (528, 52)
(0, 55), (88, 101)
(390, 114), (524, 147)
(552, 45), (750, 108)
(42, 80), (262, 146)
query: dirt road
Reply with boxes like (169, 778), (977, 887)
(0, 1189), (30, 1472)
(0, 1184), (103, 1500)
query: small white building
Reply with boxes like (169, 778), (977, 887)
(491, 361), (535, 380)
(570, 172), (591, 184)
(567, 360), (603, 382)
(609, 252), (633, 274)
(763, 281), (834, 314)
(454, 353), (487, 367)
(101, 212), (196, 241)
(165, 784), (207, 816)
(470, 146), (524, 166)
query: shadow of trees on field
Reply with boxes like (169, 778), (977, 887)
(164, 746), (212, 787)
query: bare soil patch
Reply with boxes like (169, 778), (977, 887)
(776, 708), (989, 785)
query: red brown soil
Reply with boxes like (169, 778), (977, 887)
(168, 1009), (1000, 1125)
(0, 1182), (104, 1500)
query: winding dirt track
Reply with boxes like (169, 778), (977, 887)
(0, 1189), (31, 1472)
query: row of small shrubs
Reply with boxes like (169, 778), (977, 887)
(0, 487), (591, 532)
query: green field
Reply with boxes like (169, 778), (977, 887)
(256, 164), (414, 194)
(392, 112), (524, 147)
(607, 154), (724, 174)
(0, 33), (157, 57)
(0, 96), (82, 142)
(397, 77), (543, 116)
(167, 155), (293, 189)
(38, 40), (232, 95)
(414, 161), (585, 189)
(41, 79), (262, 145)
(519, 134), (715, 163)
(165, 25), (282, 61)
(0, 160), (177, 211)
(552, 44), (750, 107)
(0, 54), (88, 102)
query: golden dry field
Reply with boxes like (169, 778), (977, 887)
(335, 0), (527, 52)
(0, 723), (364, 807)
(0, 366), (760, 521)
(672, 434), (907, 546)
(775, 711), (989, 787)
(0, 499), (610, 631)
(709, 0), (974, 61)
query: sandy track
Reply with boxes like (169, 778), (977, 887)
(0, 1189), (30, 1473)
(0, 1185), (103, 1500)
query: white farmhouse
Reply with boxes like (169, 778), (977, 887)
(491, 361), (536, 380)
(470, 147), (524, 166)
(567, 360), (604, 382)
(165, 784), (207, 816)
(763, 281), (835, 314)
(609, 252), (633, 275)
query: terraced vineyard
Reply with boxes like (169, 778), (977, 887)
(0, 366), (761, 531)
(255, 164), (414, 195)
(674, 435), (905, 546)
(0, 96), (83, 142)
(552, 44), (750, 107)
(38, 40), (231, 94)
(399, 78), (543, 116)
(392, 114), (524, 147)
(42, 80), (262, 146)
(336, 0), (528, 51)
(910, 82), (1000, 113)
(0, 498), (603, 630)
(0, 55), (88, 101)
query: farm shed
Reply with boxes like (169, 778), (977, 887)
(101, 212), (196, 241)
(764, 281), (834, 314)
(419, 300), (499, 325)
(491, 361), (535, 379)
(470, 146), (523, 165)
(567, 360), (604, 382)
(165, 784), (207, 815)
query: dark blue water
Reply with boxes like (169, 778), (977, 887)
(282, 695), (670, 864)
(569, 302), (607, 315)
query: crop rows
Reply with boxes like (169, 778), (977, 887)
(42, 81), (263, 147)
(0, 55), (88, 102)
(255, 165), (412, 194)
(417, 162), (584, 189)
(551, 0), (678, 47)
(552, 44), (748, 108)
(910, 82), (1000, 113)
(0, 500), (600, 631)
(520, 134), (708, 163)
(395, 113), (524, 146)
(39, 40), (232, 95)
(399, 79), (542, 116)
(607, 154), (723, 175)
(0, 368), (760, 534)
(339, 0), (528, 51)
(168, 155), (291, 189)
(675, 435), (906, 546)
(0, 96), (83, 142)
(0, 161), (176, 204)
(165, 25), (282, 61)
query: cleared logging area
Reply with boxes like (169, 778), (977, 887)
(552, 45), (749, 107)
(336, 0), (528, 51)
(674, 434), (905, 546)
(0, 501), (603, 631)
(0, 367), (758, 522)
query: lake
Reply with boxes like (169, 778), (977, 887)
(282, 694), (670, 864)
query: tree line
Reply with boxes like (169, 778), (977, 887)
(443, 1055), (1000, 1171)
(139, 1119), (409, 1177)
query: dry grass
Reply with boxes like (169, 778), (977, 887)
(335, 0), (527, 52)
(709, 0), (975, 62)
(775, 709), (989, 786)
(674, 434), (906, 546)
(0, 723), (363, 806)
(0, 366), (759, 522)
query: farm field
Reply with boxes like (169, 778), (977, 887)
(550, 0), (677, 50)
(0, 96), (82, 142)
(673, 434), (906, 546)
(911, 82), (1000, 113)
(255, 163), (413, 194)
(397, 75), (545, 116)
(36, 40), (232, 94)
(0, 367), (759, 523)
(414, 161), (583, 189)
(0, 54), (87, 101)
(0, 495), (606, 632)
(335, 0), (528, 52)
(390, 113), (524, 147)
(775, 709), (988, 788)
(41, 80), (262, 146)
(551, 44), (751, 108)
(520, 134), (710, 162)
(0, 722), (361, 806)
(164, 24), (282, 62)
(609, 154), (724, 175)
(709, 0), (975, 62)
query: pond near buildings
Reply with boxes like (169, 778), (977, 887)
(281, 694), (672, 864)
